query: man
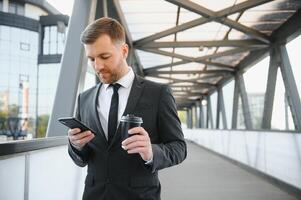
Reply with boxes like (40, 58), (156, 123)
(68, 17), (187, 200)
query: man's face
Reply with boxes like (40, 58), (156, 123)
(84, 34), (128, 84)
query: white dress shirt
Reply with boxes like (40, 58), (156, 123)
(97, 67), (135, 140)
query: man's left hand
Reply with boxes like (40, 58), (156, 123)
(121, 127), (153, 162)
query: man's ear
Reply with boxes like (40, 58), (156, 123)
(122, 43), (129, 59)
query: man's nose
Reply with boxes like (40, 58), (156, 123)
(94, 58), (104, 70)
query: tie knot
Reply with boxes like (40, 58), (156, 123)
(110, 83), (121, 92)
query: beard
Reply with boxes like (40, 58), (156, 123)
(96, 71), (118, 84)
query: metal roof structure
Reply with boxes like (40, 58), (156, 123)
(47, 0), (301, 134)
(113, 0), (301, 106)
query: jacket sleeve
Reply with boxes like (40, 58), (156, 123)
(150, 85), (187, 172)
(68, 94), (91, 167)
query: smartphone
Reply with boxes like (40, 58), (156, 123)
(58, 117), (95, 133)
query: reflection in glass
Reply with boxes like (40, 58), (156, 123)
(0, 26), (38, 142)
(42, 25), (66, 55)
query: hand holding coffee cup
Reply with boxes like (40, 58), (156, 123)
(120, 114), (143, 141)
(121, 114), (153, 162)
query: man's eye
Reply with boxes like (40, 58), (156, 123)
(89, 58), (95, 62)
(102, 56), (110, 60)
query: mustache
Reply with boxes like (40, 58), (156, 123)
(95, 70), (108, 75)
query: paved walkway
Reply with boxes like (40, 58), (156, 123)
(159, 141), (299, 200)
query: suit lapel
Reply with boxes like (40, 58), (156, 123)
(123, 75), (144, 116)
(109, 75), (145, 148)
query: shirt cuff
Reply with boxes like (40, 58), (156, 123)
(144, 157), (153, 165)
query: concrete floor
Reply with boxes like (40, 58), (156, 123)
(159, 141), (299, 200)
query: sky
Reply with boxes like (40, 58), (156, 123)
(47, 0), (74, 15)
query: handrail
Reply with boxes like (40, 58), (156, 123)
(0, 136), (68, 156)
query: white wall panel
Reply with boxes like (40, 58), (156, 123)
(184, 129), (301, 189)
(0, 156), (25, 200)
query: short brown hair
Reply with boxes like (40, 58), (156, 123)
(80, 17), (125, 45)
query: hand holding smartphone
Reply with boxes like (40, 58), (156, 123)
(58, 117), (95, 133)
(58, 117), (95, 149)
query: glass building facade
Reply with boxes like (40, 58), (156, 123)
(0, 0), (68, 140)
(0, 25), (39, 138)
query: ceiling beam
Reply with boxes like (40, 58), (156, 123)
(195, 47), (258, 61)
(218, 17), (270, 43)
(144, 47), (259, 72)
(147, 75), (215, 88)
(146, 69), (232, 75)
(171, 85), (213, 90)
(271, 8), (301, 45)
(216, 0), (274, 17)
(173, 90), (206, 95)
(134, 0), (273, 46)
(136, 39), (267, 48)
(141, 48), (235, 70)
(134, 17), (209, 46)
(166, 0), (270, 43)
(170, 80), (215, 88)
(207, 8), (301, 96)
(165, 0), (215, 18)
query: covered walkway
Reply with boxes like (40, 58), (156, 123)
(1, 0), (301, 199)
(160, 141), (299, 200)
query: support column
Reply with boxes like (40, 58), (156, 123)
(47, 0), (97, 136)
(277, 45), (301, 130)
(199, 100), (204, 128)
(207, 96), (214, 129)
(193, 106), (197, 128)
(216, 87), (228, 129)
(219, 88), (228, 129)
(185, 108), (189, 128)
(216, 89), (221, 129)
(194, 102), (199, 128)
(262, 47), (278, 129)
(238, 74), (253, 129)
(232, 75), (239, 129)
(186, 108), (193, 129)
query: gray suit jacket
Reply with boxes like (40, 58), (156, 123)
(68, 75), (187, 200)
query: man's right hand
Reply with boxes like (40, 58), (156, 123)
(68, 128), (95, 150)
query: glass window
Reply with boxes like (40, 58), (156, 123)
(16, 3), (24, 15)
(36, 63), (61, 138)
(0, 75), (8, 89)
(50, 26), (57, 54)
(42, 25), (66, 55)
(1, 26), (10, 41)
(8, 1), (24, 15)
(8, 1), (16, 14)
(0, 0), (3, 12)
(43, 26), (50, 55)
(0, 27), (40, 142)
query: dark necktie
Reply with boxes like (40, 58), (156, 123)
(108, 83), (121, 144)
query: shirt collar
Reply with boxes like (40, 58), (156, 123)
(104, 67), (134, 90)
